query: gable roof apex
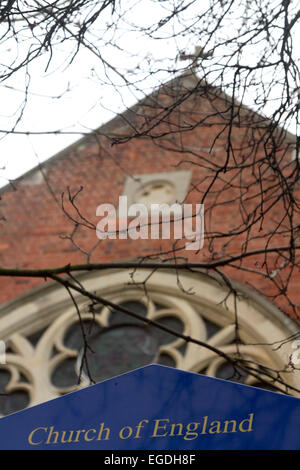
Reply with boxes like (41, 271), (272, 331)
(0, 69), (297, 196)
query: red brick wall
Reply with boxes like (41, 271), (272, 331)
(0, 84), (298, 319)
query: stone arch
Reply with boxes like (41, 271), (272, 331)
(0, 268), (299, 416)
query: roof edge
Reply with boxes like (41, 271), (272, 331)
(0, 69), (297, 195)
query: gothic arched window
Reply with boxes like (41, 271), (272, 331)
(0, 268), (299, 416)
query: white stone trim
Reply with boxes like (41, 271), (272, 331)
(0, 267), (299, 416)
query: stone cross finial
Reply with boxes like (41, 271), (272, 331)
(179, 46), (213, 68)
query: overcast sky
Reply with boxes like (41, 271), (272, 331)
(0, 0), (298, 188)
(0, 1), (188, 188)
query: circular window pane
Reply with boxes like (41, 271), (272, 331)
(134, 180), (176, 207)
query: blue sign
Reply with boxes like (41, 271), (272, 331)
(0, 364), (299, 450)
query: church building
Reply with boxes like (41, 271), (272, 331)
(0, 70), (299, 417)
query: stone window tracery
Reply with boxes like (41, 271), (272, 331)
(0, 268), (299, 416)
